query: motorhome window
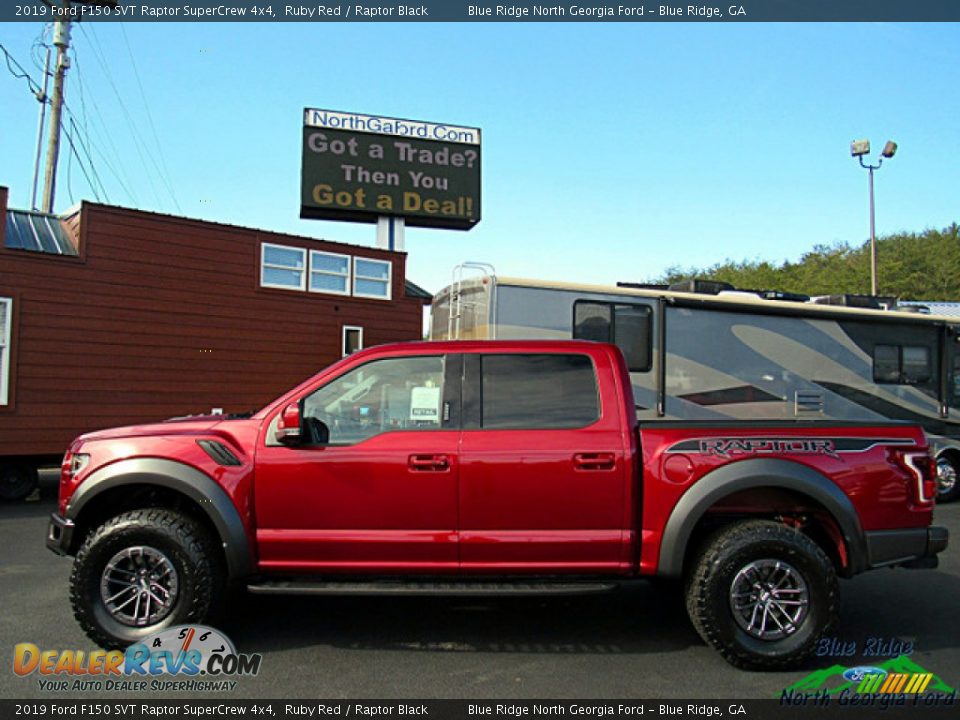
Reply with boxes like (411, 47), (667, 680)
(480, 354), (599, 430)
(573, 301), (651, 372)
(614, 305), (652, 372)
(873, 344), (931, 384)
(574, 303), (611, 342)
(902, 346), (931, 383)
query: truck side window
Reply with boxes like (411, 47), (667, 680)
(480, 354), (599, 430)
(873, 344), (931, 384)
(573, 301), (652, 372)
(302, 356), (445, 444)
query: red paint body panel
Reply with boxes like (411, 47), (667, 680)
(255, 430), (460, 573)
(636, 424), (933, 574)
(58, 339), (937, 581)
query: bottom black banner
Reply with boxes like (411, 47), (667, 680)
(2, 699), (958, 720)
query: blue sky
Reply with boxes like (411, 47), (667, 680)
(1, 21), (958, 295)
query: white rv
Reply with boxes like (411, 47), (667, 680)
(430, 268), (960, 502)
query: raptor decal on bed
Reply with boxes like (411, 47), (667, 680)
(665, 436), (916, 458)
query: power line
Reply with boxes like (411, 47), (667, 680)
(67, 42), (141, 206)
(63, 100), (136, 204)
(66, 42), (94, 171)
(67, 115), (109, 202)
(0, 42), (44, 97)
(76, 22), (163, 209)
(60, 121), (99, 203)
(78, 23), (179, 212)
(119, 25), (180, 212)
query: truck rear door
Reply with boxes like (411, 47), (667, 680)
(458, 349), (628, 573)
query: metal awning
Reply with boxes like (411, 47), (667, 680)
(404, 279), (433, 300)
(4, 209), (78, 256)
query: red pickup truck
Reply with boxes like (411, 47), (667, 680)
(47, 340), (947, 669)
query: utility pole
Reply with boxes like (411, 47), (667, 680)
(40, 5), (71, 214)
(30, 46), (52, 211)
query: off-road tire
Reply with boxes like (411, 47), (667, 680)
(936, 455), (960, 504)
(685, 519), (838, 670)
(0, 463), (38, 501)
(70, 508), (222, 649)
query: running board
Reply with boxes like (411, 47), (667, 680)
(246, 580), (618, 597)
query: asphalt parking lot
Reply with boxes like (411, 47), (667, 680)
(1, 471), (957, 700)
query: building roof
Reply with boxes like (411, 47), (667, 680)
(4, 209), (78, 256)
(403, 279), (433, 300)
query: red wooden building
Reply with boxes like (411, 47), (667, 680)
(0, 186), (430, 498)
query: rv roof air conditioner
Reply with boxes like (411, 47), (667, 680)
(667, 279), (735, 295)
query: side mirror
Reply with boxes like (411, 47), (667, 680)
(275, 402), (302, 445)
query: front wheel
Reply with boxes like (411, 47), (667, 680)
(70, 508), (222, 649)
(685, 520), (838, 670)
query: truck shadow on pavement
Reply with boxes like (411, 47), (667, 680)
(219, 582), (702, 657)
(215, 563), (960, 669)
(218, 506), (960, 665)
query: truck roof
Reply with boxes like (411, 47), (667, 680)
(351, 338), (618, 356)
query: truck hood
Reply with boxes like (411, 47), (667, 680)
(77, 416), (225, 443)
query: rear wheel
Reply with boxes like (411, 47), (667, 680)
(936, 455), (960, 503)
(685, 520), (838, 670)
(0, 463), (39, 501)
(70, 508), (222, 649)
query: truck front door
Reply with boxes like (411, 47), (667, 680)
(255, 353), (461, 574)
(458, 350), (628, 573)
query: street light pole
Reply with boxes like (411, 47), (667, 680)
(861, 158), (878, 296)
(851, 139), (897, 297)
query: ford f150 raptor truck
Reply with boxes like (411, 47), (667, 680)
(47, 340), (948, 669)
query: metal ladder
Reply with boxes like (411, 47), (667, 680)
(447, 261), (495, 340)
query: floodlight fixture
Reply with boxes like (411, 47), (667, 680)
(881, 141), (898, 159)
(850, 139), (871, 157)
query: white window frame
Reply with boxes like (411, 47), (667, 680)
(342, 325), (364, 357)
(352, 257), (392, 300)
(0, 297), (11, 406)
(260, 243), (306, 291)
(309, 250), (352, 296)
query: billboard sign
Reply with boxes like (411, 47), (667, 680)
(301, 109), (481, 230)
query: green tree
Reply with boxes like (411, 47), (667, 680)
(651, 223), (960, 301)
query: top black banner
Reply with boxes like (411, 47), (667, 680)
(4, 1), (960, 23)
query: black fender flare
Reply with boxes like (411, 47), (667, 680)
(66, 458), (251, 580)
(656, 458), (867, 577)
